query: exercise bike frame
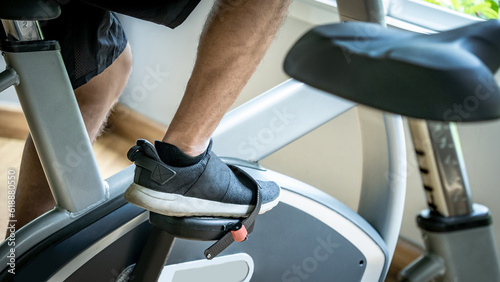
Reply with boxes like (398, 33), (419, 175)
(0, 1), (409, 280)
(0, 21), (406, 282)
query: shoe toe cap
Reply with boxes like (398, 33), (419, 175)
(256, 180), (281, 204)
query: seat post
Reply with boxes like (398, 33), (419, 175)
(408, 119), (473, 217)
(401, 119), (500, 281)
(336, 0), (387, 25)
(1, 19), (43, 41)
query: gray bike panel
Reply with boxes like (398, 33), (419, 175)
(168, 202), (368, 282)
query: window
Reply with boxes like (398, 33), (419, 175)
(420, 0), (498, 19)
(387, 0), (482, 31)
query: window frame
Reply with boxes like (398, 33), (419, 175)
(290, 0), (483, 33)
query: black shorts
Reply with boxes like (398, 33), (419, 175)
(41, 0), (200, 89)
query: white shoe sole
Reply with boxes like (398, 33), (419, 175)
(124, 183), (280, 217)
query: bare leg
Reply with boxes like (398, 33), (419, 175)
(12, 44), (132, 230)
(162, 0), (292, 156)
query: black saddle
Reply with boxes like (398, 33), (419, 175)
(284, 20), (500, 122)
(0, 0), (60, 21)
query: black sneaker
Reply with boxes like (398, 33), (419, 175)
(124, 139), (280, 217)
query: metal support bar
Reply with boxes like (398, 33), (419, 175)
(0, 67), (19, 93)
(336, 0), (387, 24)
(398, 253), (446, 282)
(356, 108), (407, 265)
(212, 79), (356, 161)
(131, 225), (176, 282)
(408, 119), (473, 217)
(3, 47), (107, 213)
(1, 16), (107, 214)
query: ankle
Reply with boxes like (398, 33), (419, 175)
(161, 136), (210, 157)
(155, 141), (208, 167)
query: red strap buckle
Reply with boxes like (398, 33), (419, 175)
(231, 224), (248, 242)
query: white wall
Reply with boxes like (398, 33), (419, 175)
(2, 0), (500, 254)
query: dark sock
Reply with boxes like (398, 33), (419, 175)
(154, 141), (205, 167)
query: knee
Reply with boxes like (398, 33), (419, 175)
(107, 43), (133, 101)
(74, 43), (133, 107)
(115, 43), (133, 88)
(119, 43), (133, 78)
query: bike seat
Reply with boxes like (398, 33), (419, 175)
(0, 0), (60, 21)
(284, 20), (500, 122)
(149, 212), (246, 241)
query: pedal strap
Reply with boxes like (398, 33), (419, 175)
(204, 166), (262, 260)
